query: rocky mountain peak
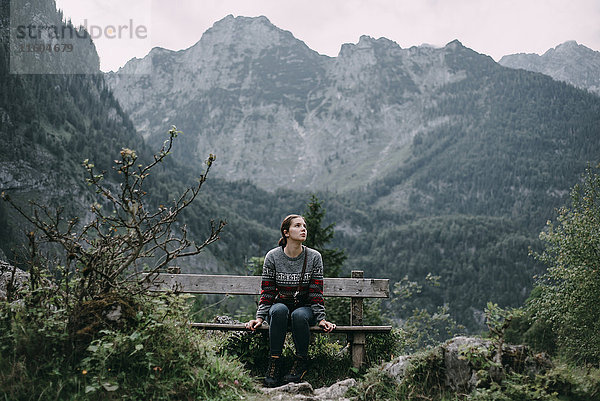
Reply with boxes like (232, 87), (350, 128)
(541, 40), (592, 59)
(499, 41), (600, 95)
(186, 14), (304, 58)
(444, 39), (465, 51)
(356, 35), (398, 48)
(339, 35), (401, 56)
(551, 40), (580, 52)
(356, 34), (378, 49)
(117, 15), (295, 75)
(106, 17), (490, 190)
(106, 17), (599, 195)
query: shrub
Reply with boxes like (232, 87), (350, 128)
(76, 294), (255, 400)
(1, 126), (225, 304)
(365, 328), (403, 366)
(468, 363), (600, 401)
(0, 291), (256, 400)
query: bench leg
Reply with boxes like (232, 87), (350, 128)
(350, 271), (366, 369)
(351, 332), (366, 369)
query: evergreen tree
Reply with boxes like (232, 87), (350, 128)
(303, 195), (346, 278)
(529, 163), (600, 364)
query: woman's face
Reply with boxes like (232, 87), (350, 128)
(285, 217), (307, 243)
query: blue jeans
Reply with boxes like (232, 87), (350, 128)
(267, 303), (316, 357)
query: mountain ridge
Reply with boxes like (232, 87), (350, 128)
(499, 40), (600, 95)
(106, 17), (599, 233)
(106, 16), (483, 193)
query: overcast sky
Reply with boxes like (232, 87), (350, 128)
(54, 0), (600, 72)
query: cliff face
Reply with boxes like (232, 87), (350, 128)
(499, 41), (600, 96)
(106, 16), (475, 192)
(7, 0), (100, 74)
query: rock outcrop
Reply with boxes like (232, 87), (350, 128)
(383, 336), (553, 393)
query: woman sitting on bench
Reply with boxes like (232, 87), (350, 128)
(245, 214), (336, 387)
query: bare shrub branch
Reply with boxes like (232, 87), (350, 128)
(1, 126), (225, 301)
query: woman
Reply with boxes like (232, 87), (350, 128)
(245, 214), (336, 387)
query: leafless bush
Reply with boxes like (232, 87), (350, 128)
(1, 126), (225, 303)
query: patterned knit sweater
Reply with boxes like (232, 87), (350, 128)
(256, 246), (326, 322)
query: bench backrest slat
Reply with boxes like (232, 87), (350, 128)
(143, 273), (389, 298)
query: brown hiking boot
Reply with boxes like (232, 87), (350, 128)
(283, 355), (309, 383)
(264, 355), (282, 387)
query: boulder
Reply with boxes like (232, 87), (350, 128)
(0, 260), (30, 301)
(382, 355), (412, 383)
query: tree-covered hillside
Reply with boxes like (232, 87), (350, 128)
(369, 46), (600, 229)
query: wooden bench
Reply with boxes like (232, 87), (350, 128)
(144, 270), (391, 368)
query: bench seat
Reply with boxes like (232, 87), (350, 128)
(190, 322), (392, 333)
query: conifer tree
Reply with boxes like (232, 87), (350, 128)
(303, 194), (346, 278)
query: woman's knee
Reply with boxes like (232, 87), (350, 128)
(290, 307), (312, 325)
(269, 303), (290, 321)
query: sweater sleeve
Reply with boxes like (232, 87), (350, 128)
(256, 252), (277, 320)
(308, 251), (326, 322)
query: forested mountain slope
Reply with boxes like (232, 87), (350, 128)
(366, 52), (600, 230)
(0, 0), (141, 256)
(0, 2), (290, 274)
(107, 17), (600, 213)
(106, 16), (600, 235)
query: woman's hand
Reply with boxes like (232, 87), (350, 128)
(245, 317), (263, 331)
(318, 319), (336, 333)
